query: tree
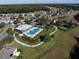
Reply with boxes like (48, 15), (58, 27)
(69, 44), (79, 59)
(18, 14), (24, 19)
(0, 22), (5, 28)
(74, 14), (79, 21)
(39, 35), (51, 42)
(39, 18), (48, 25)
(24, 20), (32, 24)
(39, 35), (46, 41)
(51, 35), (54, 38)
(7, 28), (13, 36)
(13, 19), (20, 24)
(0, 5), (50, 13)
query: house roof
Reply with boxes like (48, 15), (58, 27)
(0, 47), (16, 59)
(16, 24), (32, 31)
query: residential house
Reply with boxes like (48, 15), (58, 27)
(0, 47), (20, 59)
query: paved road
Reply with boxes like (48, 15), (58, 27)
(49, 26), (57, 36)
(0, 27), (9, 41)
(0, 32), (8, 41)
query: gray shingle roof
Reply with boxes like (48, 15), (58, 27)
(16, 24), (32, 31)
(0, 47), (16, 59)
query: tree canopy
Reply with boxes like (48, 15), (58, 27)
(74, 14), (79, 21)
(0, 5), (50, 13)
(0, 22), (5, 28)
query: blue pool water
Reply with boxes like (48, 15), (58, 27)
(27, 28), (39, 35)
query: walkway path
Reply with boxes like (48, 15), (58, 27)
(13, 26), (58, 48)
(13, 34), (44, 48)
(49, 26), (58, 36)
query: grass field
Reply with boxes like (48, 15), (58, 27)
(4, 25), (55, 59)
(4, 25), (79, 59)
(39, 27), (78, 59)
(5, 37), (55, 59)
(15, 34), (41, 45)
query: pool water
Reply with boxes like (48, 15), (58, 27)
(27, 28), (39, 35)
(23, 27), (43, 38)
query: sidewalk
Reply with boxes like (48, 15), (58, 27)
(13, 34), (44, 48)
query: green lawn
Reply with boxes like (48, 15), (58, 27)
(39, 27), (78, 59)
(40, 25), (55, 35)
(4, 25), (78, 59)
(15, 34), (41, 45)
(5, 25), (56, 59)
(6, 37), (55, 59)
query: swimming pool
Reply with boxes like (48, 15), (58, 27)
(23, 27), (43, 38)
(27, 28), (39, 35)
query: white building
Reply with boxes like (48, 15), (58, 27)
(15, 24), (33, 33)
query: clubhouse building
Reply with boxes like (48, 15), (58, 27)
(15, 24), (43, 39)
